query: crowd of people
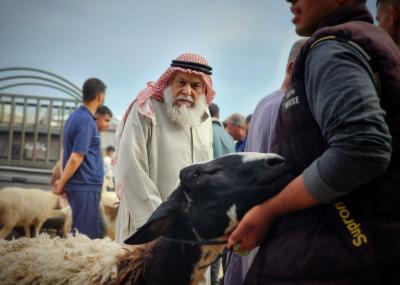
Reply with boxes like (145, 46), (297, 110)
(52, 0), (400, 284)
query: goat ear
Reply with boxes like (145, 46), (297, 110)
(124, 196), (180, 245)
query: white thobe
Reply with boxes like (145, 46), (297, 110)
(113, 99), (213, 242)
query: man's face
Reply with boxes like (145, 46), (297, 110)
(96, 114), (112, 132)
(227, 122), (246, 141)
(289, 0), (340, 36)
(377, 2), (396, 37)
(170, 71), (206, 108)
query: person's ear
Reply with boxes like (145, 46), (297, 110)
(125, 213), (177, 245)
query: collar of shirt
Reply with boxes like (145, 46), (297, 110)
(79, 105), (96, 120)
(211, 118), (223, 127)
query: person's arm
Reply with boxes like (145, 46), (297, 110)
(302, 40), (392, 202)
(113, 104), (162, 229)
(53, 152), (84, 195)
(53, 118), (94, 195)
(50, 161), (61, 187)
(228, 175), (316, 250)
(228, 40), (392, 250)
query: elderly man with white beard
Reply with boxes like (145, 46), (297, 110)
(113, 54), (215, 248)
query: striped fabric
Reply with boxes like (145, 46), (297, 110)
(134, 53), (215, 122)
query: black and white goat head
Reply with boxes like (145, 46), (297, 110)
(118, 152), (293, 285)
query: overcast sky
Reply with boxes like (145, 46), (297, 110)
(0, 0), (377, 120)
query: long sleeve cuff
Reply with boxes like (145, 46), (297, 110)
(303, 159), (344, 203)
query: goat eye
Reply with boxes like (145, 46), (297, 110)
(191, 172), (199, 179)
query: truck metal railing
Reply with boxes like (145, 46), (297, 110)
(0, 67), (118, 186)
(0, 92), (80, 169)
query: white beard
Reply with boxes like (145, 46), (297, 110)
(163, 87), (207, 127)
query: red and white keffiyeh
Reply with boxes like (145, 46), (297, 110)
(113, 53), (215, 198)
(135, 53), (215, 122)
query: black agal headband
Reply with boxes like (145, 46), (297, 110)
(171, 60), (213, 75)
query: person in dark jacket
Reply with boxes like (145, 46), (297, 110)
(228, 0), (400, 284)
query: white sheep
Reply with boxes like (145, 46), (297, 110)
(0, 187), (66, 239)
(0, 153), (293, 285)
(101, 191), (119, 240)
(51, 160), (119, 239)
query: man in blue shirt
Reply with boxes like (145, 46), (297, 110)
(54, 78), (106, 239)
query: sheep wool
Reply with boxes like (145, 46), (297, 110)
(0, 234), (123, 284)
(0, 153), (294, 285)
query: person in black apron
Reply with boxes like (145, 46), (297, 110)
(228, 1), (400, 284)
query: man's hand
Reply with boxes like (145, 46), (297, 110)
(227, 175), (318, 252)
(53, 179), (66, 195)
(53, 152), (84, 196)
(227, 202), (277, 252)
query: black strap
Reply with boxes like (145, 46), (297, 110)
(171, 60), (212, 75)
(159, 236), (229, 270)
(159, 236), (227, 246)
(198, 248), (231, 270)
(310, 35), (381, 96)
(323, 202), (376, 280)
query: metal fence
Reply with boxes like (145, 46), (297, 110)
(0, 67), (119, 186)
(0, 92), (80, 169)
